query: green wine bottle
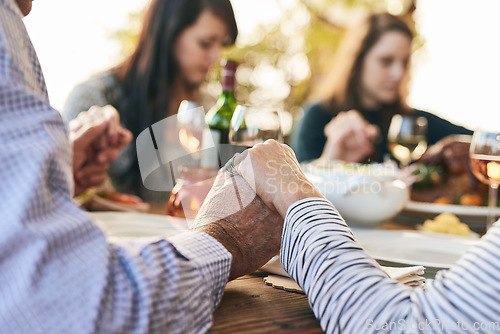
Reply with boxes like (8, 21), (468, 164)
(203, 60), (238, 167)
(205, 59), (238, 145)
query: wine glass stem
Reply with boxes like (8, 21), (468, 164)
(487, 183), (499, 230)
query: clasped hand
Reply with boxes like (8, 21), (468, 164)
(321, 109), (379, 162)
(193, 140), (324, 280)
(69, 105), (132, 196)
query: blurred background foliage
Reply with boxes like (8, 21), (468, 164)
(113, 0), (417, 137)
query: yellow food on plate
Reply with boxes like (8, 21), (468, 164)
(422, 212), (470, 236)
(433, 196), (452, 205)
(459, 193), (483, 206)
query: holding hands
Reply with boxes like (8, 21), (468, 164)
(234, 140), (324, 217)
(69, 105), (132, 196)
(193, 140), (323, 279)
(193, 170), (284, 280)
(321, 110), (379, 162)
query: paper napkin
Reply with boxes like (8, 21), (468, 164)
(261, 256), (425, 293)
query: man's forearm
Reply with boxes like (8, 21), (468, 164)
(195, 195), (283, 281)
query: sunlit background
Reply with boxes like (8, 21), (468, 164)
(24, 0), (500, 135)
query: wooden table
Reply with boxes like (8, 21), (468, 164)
(210, 272), (322, 334)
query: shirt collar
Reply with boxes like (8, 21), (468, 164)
(1, 0), (24, 18)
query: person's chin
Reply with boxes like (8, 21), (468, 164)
(189, 76), (206, 87)
(379, 92), (398, 104)
(20, 2), (33, 16)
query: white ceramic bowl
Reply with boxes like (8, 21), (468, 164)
(302, 161), (409, 228)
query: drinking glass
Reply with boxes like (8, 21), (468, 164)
(166, 165), (218, 221)
(169, 101), (216, 219)
(387, 114), (428, 167)
(229, 105), (283, 147)
(176, 100), (206, 155)
(469, 129), (500, 230)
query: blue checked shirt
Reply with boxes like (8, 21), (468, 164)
(0, 1), (232, 333)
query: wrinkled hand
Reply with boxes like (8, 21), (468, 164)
(70, 105), (132, 196)
(321, 110), (379, 162)
(193, 170), (283, 280)
(419, 135), (472, 175)
(233, 140), (324, 218)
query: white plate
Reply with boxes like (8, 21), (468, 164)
(405, 200), (500, 217)
(89, 212), (189, 239)
(351, 228), (479, 268)
(401, 201), (500, 231)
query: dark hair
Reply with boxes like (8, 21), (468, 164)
(317, 12), (413, 115)
(112, 0), (238, 135)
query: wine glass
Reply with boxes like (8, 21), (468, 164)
(166, 165), (218, 221)
(229, 105), (284, 148)
(168, 101), (217, 219)
(387, 114), (428, 167)
(176, 100), (206, 156)
(469, 129), (500, 230)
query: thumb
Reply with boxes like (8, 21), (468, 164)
(365, 124), (380, 140)
(72, 120), (110, 148)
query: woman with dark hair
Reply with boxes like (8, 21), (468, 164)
(293, 12), (471, 164)
(63, 0), (238, 201)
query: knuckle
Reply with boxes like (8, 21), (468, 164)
(87, 106), (99, 114)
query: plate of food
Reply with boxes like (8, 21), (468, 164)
(400, 162), (498, 232)
(75, 189), (151, 213)
(403, 201), (500, 221)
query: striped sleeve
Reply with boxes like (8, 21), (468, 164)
(281, 198), (500, 333)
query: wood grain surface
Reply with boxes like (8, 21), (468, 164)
(210, 272), (323, 334)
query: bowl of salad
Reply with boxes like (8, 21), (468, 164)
(302, 160), (409, 228)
